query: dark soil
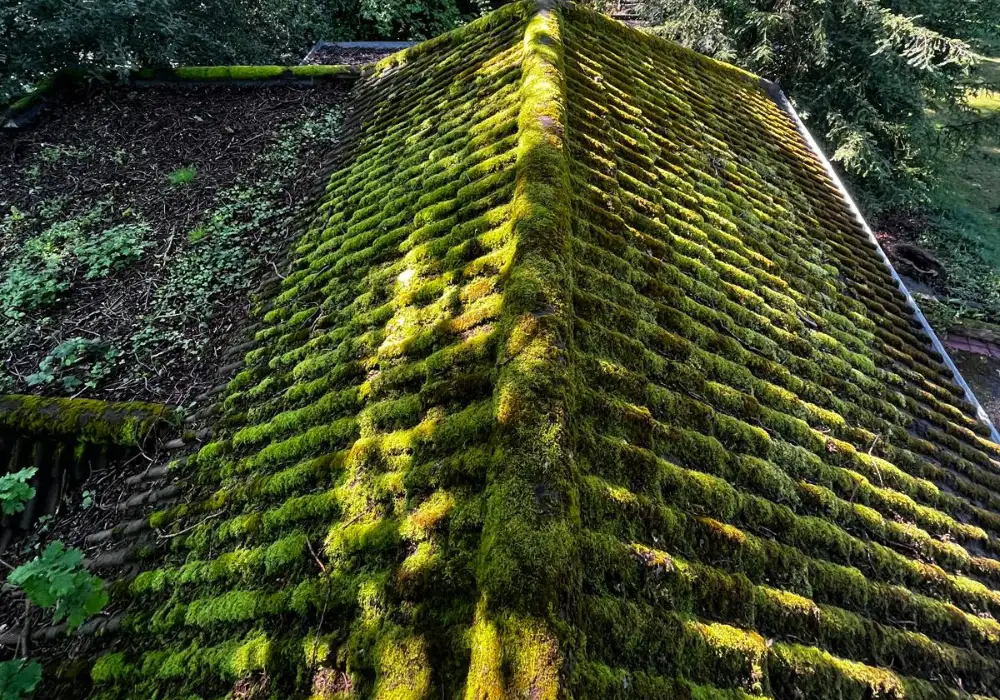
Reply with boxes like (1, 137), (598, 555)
(0, 81), (348, 406)
(303, 44), (403, 65)
(949, 349), (1000, 428)
(873, 209), (947, 284)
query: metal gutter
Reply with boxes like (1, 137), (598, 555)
(761, 79), (1000, 444)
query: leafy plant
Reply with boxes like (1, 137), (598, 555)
(0, 203), (148, 326)
(74, 222), (150, 279)
(0, 659), (41, 700)
(167, 167), (197, 185)
(0, 258), (66, 320)
(0, 468), (37, 516)
(8, 541), (108, 632)
(132, 105), (343, 360)
(0, 207), (106, 319)
(26, 337), (120, 392)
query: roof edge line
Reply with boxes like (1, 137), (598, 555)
(760, 78), (1000, 444)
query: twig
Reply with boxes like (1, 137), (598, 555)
(155, 509), (224, 539)
(305, 538), (326, 573)
(306, 539), (332, 684)
(18, 600), (30, 659)
(868, 434), (882, 455)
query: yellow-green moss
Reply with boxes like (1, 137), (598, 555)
(78, 4), (1000, 700)
(0, 394), (172, 445)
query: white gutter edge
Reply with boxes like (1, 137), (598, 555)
(760, 79), (1000, 444)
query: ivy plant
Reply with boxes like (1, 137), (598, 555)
(26, 337), (120, 392)
(74, 223), (151, 279)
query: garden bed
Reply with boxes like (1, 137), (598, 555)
(0, 79), (349, 407)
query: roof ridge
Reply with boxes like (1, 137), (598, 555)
(471, 3), (576, 695)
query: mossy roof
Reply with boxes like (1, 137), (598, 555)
(75, 2), (1000, 698)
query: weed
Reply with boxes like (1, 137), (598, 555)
(0, 467), (36, 516)
(27, 337), (121, 392)
(39, 145), (64, 163)
(187, 226), (207, 243)
(74, 222), (151, 279)
(0, 210), (98, 318)
(0, 258), (69, 319)
(22, 163), (41, 181)
(0, 204), (150, 320)
(167, 166), (197, 185)
(37, 198), (68, 220)
(9, 541), (107, 631)
(0, 205), (28, 243)
(38, 144), (91, 164)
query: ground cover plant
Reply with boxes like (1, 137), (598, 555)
(0, 81), (348, 406)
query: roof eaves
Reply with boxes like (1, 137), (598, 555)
(760, 78), (1000, 444)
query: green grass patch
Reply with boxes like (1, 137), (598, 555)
(167, 166), (197, 185)
(919, 49), (1000, 323)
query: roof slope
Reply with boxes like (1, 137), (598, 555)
(75, 2), (1000, 699)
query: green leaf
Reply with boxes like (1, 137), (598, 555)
(0, 659), (41, 700)
(0, 468), (36, 516)
(8, 541), (106, 632)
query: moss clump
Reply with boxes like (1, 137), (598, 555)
(0, 394), (172, 445)
(171, 66), (286, 81)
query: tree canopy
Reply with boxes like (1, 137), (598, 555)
(0, 0), (483, 104)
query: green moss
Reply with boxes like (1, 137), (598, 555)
(0, 394), (172, 445)
(72, 4), (1000, 699)
(91, 653), (131, 684)
(171, 66), (286, 80)
(289, 64), (358, 78)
